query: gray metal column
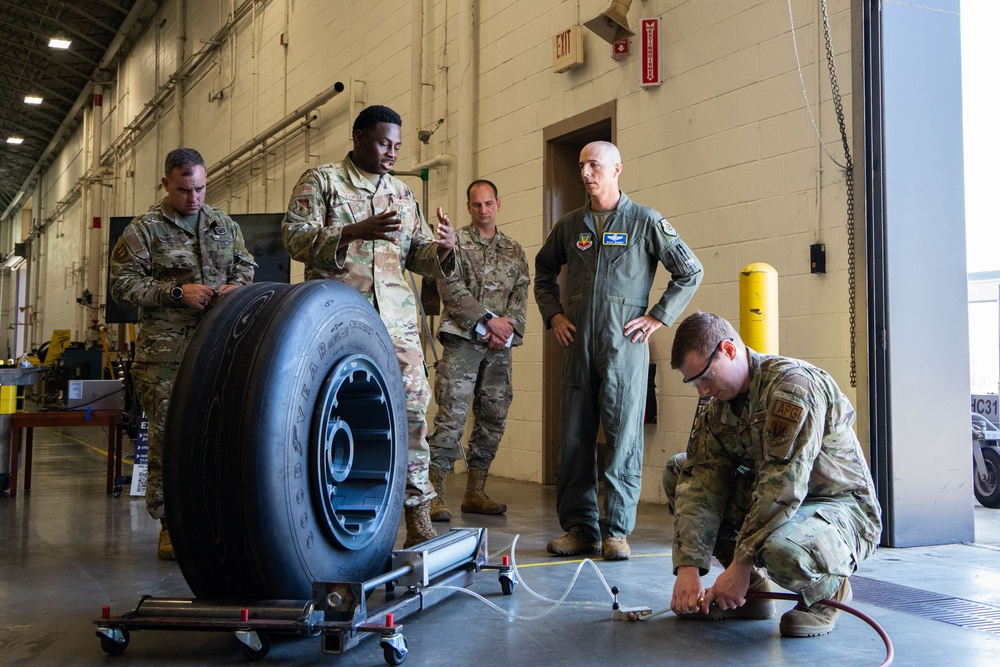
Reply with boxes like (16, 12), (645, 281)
(863, 0), (972, 546)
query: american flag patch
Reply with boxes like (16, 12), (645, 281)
(123, 229), (145, 255)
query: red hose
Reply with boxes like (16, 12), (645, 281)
(746, 591), (894, 667)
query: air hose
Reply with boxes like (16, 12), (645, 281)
(746, 591), (894, 667)
(436, 535), (894, 666)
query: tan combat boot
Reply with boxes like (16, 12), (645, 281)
(158, 526), (175, 561)
(403, 501), (438, 548)
(546, 533), (601, 556)
(779, 577), (853, 637)
(677, 568), (775, 621)
(460, 468), (506, 515)
(602, 536), (631, 560)
(429, 467), (452, 522)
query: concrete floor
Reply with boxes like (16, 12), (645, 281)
(3, 425), (1000, 666)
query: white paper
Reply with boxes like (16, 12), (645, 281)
(475, 312), (513, 347)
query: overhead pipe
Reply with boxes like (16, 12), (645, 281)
(207, 81), (345, 178)
(86, 85), (105, 337)
(452, 0), (478, 217)
(411, 0), (424, 157)
(107, 0), (268, 162)
(176, 0), (187, 144)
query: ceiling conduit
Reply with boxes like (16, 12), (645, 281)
(206, 81), (345, 178)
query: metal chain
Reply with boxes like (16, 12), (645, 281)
(820, 0), (857, 387)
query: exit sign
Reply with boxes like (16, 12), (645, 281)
(553, 25), (584, 73)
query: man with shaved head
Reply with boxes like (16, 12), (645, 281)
(535, 141), (703, 560)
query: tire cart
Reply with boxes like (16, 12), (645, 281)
(94, 282), (517, 664)
(95, 527), (517, 664)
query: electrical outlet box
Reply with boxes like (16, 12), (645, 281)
(810, 243), (826, 274)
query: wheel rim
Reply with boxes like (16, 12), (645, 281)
(311, 354), (397, 550)
(975, 454), (998, 496)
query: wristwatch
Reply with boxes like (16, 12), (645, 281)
(482, 312), (493, 325)
(170, 285), (184, 303)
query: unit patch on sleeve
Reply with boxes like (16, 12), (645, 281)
(763, 394), (807, 461)
(576, 233), (594, 250)
(658, 219), (677, 237)
(291, 198), (312, 218)
(602, 232), (628, 246)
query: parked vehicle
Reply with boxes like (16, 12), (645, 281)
(972, 412), (1000, 508)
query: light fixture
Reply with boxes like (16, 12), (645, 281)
(24, 96), (43, 105)
(6, 137), (25, 145)
(48, 37), (72, 49)
(584, 0), (635, 45)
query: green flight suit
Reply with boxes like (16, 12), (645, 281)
(535, 192), (703, 541)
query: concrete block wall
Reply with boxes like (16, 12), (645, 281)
(31, 121), (90, 348)
(16, 0), (855, 504)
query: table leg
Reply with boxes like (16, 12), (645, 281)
(25, 427), (33, 493)
(106, 423), (114, 495)
(9, 425), (18, 498)
(115, 424), (123, 479)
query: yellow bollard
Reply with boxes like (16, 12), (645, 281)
(740, 263), (778, 354)
(0, 385), (18, 415)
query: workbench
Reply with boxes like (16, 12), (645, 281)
(8, 409), (123, 498)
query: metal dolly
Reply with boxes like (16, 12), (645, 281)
(94, 528), (517, 664)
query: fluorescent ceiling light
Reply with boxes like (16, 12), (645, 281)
(24, 96), (43, 105)
(6, 137), (25, 145)
(48, 38), (71, 49)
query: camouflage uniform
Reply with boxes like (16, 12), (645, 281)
(535, 193), (702, 542)
(428, 224), (530, 472)
(110, 198), (255, 520)
(282, 155), (455, 507)
(663, 350), (883, 606)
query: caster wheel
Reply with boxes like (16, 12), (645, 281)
(381, 637), (407, 665)
(113, 486), (122, 498)
(241, 633), (270, 661)
(99, 629), (129, 655)
(0, 473), (10, 494)
(500, 577), (514, 596)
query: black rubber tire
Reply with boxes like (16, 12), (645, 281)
(974, 446), (1000, 508)
(382, 637), (408, 666)
(98, 629), (129, 655)
(241, 633), (270, 661)
(164, 281), (407, 599)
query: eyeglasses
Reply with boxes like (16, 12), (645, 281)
(682, 338), (733, 385)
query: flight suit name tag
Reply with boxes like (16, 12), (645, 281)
(602, 232), (628, 246)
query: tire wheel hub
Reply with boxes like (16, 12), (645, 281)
(312, 354), (396, 550)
